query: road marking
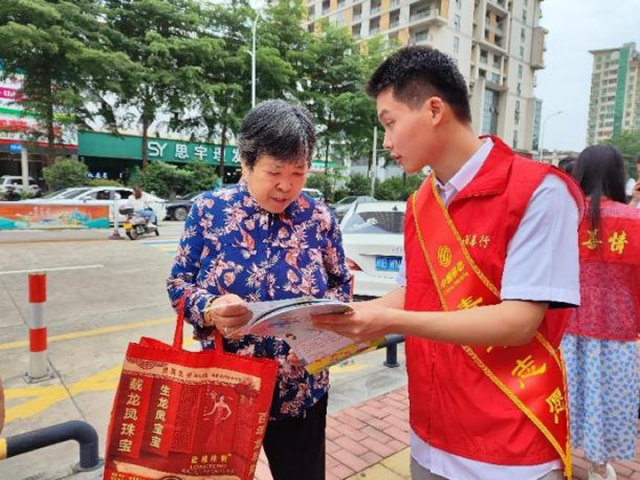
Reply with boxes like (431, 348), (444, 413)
(0, 264), (104, 276)
(5, 366), (122, 423)
(5, 337), (196, 423)
(0, 317), (174, 351)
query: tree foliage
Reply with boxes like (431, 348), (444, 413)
(375, 174), (426, 201)
(603, 130), (640, 178)
(0, 0), (132, 162)
(130, 160), (218, 198)
(43, 158), (89, 190)
(1, 0), (402, 183)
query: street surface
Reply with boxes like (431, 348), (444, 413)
(0, 222), (406, 479)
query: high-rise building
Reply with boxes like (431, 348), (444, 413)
(586, 42), (640, 146)
(305, 0), (546, 154)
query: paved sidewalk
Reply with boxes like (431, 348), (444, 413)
(255, 385), (640, 480)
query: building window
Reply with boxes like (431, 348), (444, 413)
(456, 0), (462, 8)
(322, 0), (330, 14)
(369, 17), (380, 34)
(515, 100), (521, 125)
(482, 89), (499, 135)
(454, 14), (461, 32)
(518, 64), (523, 79)
(522, 9), (527, 22)
(453, 36), (460, 54)
(521, 27), (526, 43)
(517, 83), (522, 96)
(520, 46), (525, 58)
(513, 129), (519, 149)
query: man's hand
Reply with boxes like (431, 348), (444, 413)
(313, 301), (393, 342)
(204, 294), (251, 337)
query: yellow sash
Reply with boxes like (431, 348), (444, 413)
(411, 175), (571, 478)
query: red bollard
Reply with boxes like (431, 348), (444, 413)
(26, 272), (52, 383)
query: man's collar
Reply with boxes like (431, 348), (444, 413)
(435, 138), (494, 193)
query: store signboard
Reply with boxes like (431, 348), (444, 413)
(79, 131), (239, 166)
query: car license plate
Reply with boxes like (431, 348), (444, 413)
(375, 256), (402, 272)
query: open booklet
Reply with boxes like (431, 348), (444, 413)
(231, 297), (386, 374)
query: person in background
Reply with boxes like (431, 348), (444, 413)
(562, 145), (640, 480)
(627, 155), (640, 207)
(558, 156), (577, 175)
(127, 187), (157, 225)
(167, 99), (352, 480)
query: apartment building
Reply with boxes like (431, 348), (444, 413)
(587, 42), (640, 146)
(305, 0), (546, 154)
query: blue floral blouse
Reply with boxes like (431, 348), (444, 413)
(167, 181), (353, 420)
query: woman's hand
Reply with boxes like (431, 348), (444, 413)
(204, 294), (252, 337)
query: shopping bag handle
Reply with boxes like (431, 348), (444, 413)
(173, 298), (223, 352)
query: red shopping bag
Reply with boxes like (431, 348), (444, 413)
(104, 306), (278, 480)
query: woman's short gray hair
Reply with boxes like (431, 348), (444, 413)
(238, 100), (316, 169)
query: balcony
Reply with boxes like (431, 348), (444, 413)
(370, 26), (380, 34)
(530, 26), (546, 70)
(389, 19), (400, 28)
(486, 0), (508, 14)
(391, 0), (401, 6)
(411, 31), (434, 46)
(410, 8), (440, 23)
(370, 5), (381, 15)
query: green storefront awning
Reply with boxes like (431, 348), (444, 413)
(78, 131), (239, 166)
(78, 131), (337, 170)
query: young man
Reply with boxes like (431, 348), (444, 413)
(314, 46), (583, 480)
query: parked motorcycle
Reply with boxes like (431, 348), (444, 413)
(118, 206), (159, 240)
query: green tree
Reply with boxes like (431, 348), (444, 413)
(603, 130), (640, 178)
(0, 0), (132, 163)
(183, 161), (219, 192)
(188, 0), (253, 180)
(347, 173), (370, 196)
(103, 0), (225, 168)
(43, 158), (89, 190)
(300, 21), (362, 172)
(375, 174), (426, 201)
(130, 161), (191, 199)
(305, 173), (334, 201)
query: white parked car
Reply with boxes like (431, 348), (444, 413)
(332, 195), (377, 220)
(340, 201), (405, 298)
(0, 175), (41, 196)
(301, 188), (325, 202)
(37, 186), (166, 223)
(31, 187), (91, 202)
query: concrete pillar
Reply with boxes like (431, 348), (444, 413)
(20, 145), (29, 189)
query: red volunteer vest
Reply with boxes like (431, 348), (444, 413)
(405, 136), (584, 467)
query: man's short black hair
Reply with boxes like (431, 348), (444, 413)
(366, 46), (472, 123)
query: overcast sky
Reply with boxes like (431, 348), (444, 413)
(536, 1), (640, 153)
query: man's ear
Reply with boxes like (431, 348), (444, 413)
(426, 96), (446, 125)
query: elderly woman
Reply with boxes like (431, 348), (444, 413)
(167, 99), (352, 480)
